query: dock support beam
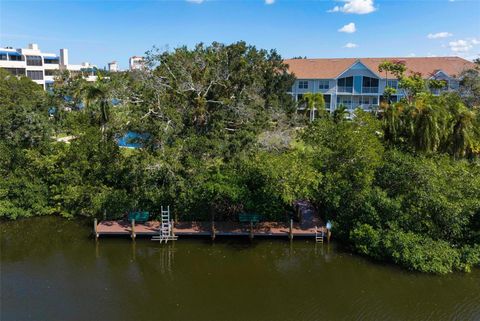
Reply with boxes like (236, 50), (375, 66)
(171, 219), (175, 238)
(289, 219), (293, 240)
(211, 220), (216, 240)
(94, 218), (99, 240)
(327, 228), (331, 243)
(131, 219), (136, 240)
(249, 221), (254, 239)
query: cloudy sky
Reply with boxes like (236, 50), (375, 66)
(1, 0), (479, 69)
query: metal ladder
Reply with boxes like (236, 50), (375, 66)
(152, 206), (178, 243)
(315, 226), (324, 243)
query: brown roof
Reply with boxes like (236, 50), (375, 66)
(284, 57), (476, 79)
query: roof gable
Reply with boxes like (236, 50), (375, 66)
(337, 60), (380, 79)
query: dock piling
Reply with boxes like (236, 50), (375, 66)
(211, 220), (216, 240)
(249, 221), (254, 239)
(94, 218), (98, 240)
(289, 219), (293, 240)
(131, 219), (136, 240)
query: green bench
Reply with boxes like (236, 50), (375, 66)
(128, 211), (150, 223)
(239, 213), (262, 224)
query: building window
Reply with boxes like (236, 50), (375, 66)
(337, 76), (353, 93)
(2, 67), (26, 76)
(26, 55), (43, 66)
(362, 77), (379, 93)
(44, 69), (57, 76)
(0, 53), (7, 60)
(387, 79), (398, 89)
(298, 80), (309, 89)
(27, 70), (44, 80)
(324, 94), (331, 108)
(318, 80), (329, 90)
(296, 94), (304, 102)
(8, 54), (24, 61)
(44, 57), (59, 64)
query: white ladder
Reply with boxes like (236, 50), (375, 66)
(315, 226), (324, 243)
(152, 206), (178, 243)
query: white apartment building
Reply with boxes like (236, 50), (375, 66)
(286, 57), (475, 114)
(129, 56), (145, 70)
(0, 43), (98, 89)
(108, 61), (119, 72)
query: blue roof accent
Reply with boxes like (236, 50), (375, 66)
(0, 51), (21, 56)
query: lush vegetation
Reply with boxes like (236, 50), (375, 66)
(1, 42), (479, 274)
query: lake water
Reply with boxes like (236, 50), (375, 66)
(1, 217), (479, 321)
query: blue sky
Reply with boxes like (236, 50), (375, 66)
(1, 0), (479, 69)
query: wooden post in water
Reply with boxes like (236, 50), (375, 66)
(211, 220), (216, 240)
(327, 228), (331, 243)
(171, 219), (175, 238)
(249, 221), (254, 239)
(131, 219), (136, 240)
(94, 218), (98, 240)
(289, 219), (293, 241)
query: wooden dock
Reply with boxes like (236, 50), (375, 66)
(95, 220), (327, 239)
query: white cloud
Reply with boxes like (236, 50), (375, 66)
(338, 22), (356, 33)
(427, 32), (452, 39)
(329, 0), (376, 14)
(448, 38), (479, 52)
(344, 42), (358, 48)
(265, 0), (275, 4)
(186, 0), (204, 3)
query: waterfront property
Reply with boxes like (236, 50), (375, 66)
(0, 43), (98, 89)
(285, 57), (475, 114)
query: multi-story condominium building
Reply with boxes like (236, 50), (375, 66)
(0, 43), (98, 89)
(129, 56), (145, 70)
(285, 57), (475, 114)
(108, 61), (119, 72)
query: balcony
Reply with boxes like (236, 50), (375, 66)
(337, 86), (353, 93)
(337, 103), (379, 111)
(362, 87), (378, 94)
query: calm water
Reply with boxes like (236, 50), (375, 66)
(1, 217), (479, 321)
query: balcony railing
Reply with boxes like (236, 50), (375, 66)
(337, 103), (379, 111)
(362, 87), (378, 93)
(337, 86), (353, 93)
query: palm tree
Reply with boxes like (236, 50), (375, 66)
(301, 93), (325, 122)
(449, 107), (476, 159)
(411, 95), (447, 153)
(83, 76), (111, 137)
(381, 102), (403, 143)
(332, 104), (349, 123)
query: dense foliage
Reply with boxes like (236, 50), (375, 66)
(1, 42), (479, 274)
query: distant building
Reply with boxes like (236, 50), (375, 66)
(108, 61), (119, 72)
(0, 43), (99, 89)
(285, 56), (476, 114)
(129, 56), (145, 70)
